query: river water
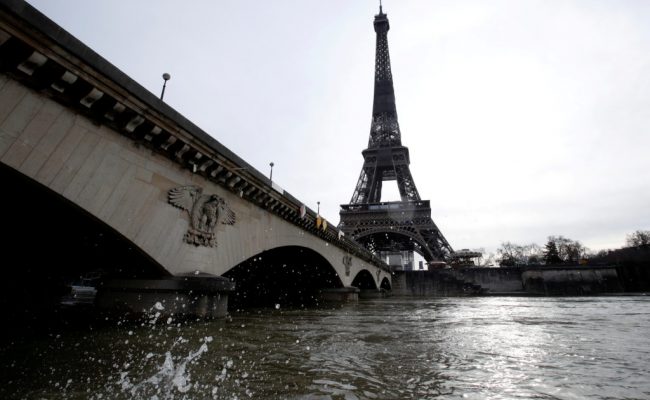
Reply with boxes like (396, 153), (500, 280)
(2, 296), (649, 399)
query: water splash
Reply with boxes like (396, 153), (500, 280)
(115, 337), (210, 399)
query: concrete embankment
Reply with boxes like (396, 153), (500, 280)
(521, 266), (622, 295)
(392, 265), (631, 297)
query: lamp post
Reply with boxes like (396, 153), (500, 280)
(269, 162), (274, 182)
(317, 201), (320, 216)
(160, 73), (171, 100)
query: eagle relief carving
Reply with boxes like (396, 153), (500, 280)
(168, 185), (236, 247)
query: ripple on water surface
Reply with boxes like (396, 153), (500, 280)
(1, 297), (649, 399)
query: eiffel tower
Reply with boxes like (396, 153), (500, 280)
(339, 5), (453, 263)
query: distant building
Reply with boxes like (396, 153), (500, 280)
(381, 251), (415, 271)
(449, 249), (483, 268)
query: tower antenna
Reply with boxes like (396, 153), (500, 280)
(379, 0), (383, 14)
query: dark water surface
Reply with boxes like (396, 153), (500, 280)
(2, 297), (649, 399)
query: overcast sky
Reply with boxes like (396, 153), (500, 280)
(26, 0), (650, 254)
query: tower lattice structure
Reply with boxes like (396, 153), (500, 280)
(339, 6), (453, 262)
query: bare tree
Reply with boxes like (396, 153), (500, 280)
(497, 236), (588, 266)
(626, 230), (650, 247)
(595, 249), (610, 258)
(497, 242), (524, 266)
(497, 242), (542, 266)
(476, 249), (497, 267)
(523, 243), (544, 264)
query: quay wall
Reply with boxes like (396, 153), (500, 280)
(392, 265), (625, 297)
(391, 270), (466, 297)
(522, 266), (622, 295)
(446, 267), (523, 293)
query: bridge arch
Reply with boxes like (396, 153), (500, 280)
(0, 162), (169, 280)
(380, 277), (391, 291)
(0, 18), (391, 304)
(0, 83), (390, 288)
(351, 269), (378, 290)
(223, 246), (343, 309)
(0, 162), (169, 325)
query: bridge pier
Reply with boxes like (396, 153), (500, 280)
(96, 273), (235, 318)
(359, 289), (388, 299)
(318, 287), (360, 303)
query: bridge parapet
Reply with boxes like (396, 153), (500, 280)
(0, 1), (388, 273)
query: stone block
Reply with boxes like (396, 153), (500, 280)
(62, 138), (110, 202)
(0, 73), (7, 91)
(119, 142), (150, 168)
(0, 79), (28, 128)
(0, 132), (16, 160)
(49, 131), (100, 194)
(83, 154), (130, 215)
(19, 110), (75, 177)
(108, 179), (154, 235)
(97, 164), (136, 221)
(125, 185), (159, 239)
(35, 122), (85, 185)
(0, 90), (43, 142)
(150, 217), (188, 271)
(135, 166), (153, 183)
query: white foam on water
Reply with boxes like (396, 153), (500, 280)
(115, 339), (210, 398)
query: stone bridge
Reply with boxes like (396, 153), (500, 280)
(0, 1), (390, 316)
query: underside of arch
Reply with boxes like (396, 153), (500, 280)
(223, 246), (344, 310)
(0, 162), (169, 329)
(351, 269), (378, 290)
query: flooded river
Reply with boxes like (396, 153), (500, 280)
(2, 296), (649, 399)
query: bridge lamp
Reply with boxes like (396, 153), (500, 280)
(160, 72), (171, 100)
(269, 162), (274, 182)
(317, 201), (320, 215)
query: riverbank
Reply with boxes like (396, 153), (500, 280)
(392, 264), (650, 297)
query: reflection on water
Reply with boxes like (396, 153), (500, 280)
(1, 297), (649, 399)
